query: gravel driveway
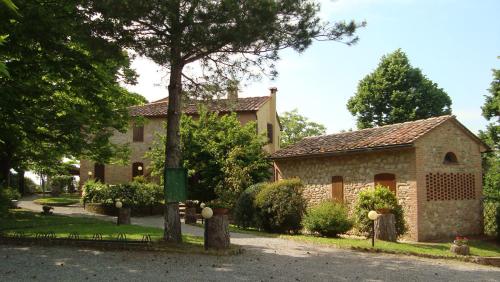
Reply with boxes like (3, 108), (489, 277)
(2, 196), (498, 281)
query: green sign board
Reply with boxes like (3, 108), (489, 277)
(164, 168), (187, 202)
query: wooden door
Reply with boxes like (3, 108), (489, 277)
(94, 163), (105, 183)
(374, 173), (396, 194)
(331, 176), (344, 202)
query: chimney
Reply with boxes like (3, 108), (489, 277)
(227, 80), (239, 101)
(269, 87), (277, 96)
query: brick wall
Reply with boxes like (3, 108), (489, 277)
(414, 120), (484, 241)
(274, 148), (419, 240)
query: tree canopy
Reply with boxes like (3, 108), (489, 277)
(0, 0), (144, 186)
(347, 49), (452, 129)
(480, 66), (500, 198)
(147, 109), (271, 208)
(280, 109), (326, 148)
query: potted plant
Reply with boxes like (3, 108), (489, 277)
(209, 199), (231, 215)
(450, 236), (470, 255)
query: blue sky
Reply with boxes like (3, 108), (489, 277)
(126, 0), (500, 134)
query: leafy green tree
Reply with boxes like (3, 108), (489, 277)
(85, 0), (363, 242)
(280, 109), (326, 147)
(347, 49), (452, 129)
(0, 0), (144, 187)
(480, 67), (500, 198)
(147, 109), (271, 208)
(0, 0), (17, 77)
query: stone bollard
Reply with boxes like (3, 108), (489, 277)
(374, 213), (397, 242)
(205, 210), (230, 249)
(450, 244), (470, 256)
(117, 207), (131, 225)
(184, 207), (197, 224)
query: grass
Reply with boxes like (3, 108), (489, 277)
(33, 196), (80, 206)
(226, 225), (500, 258)
(0, 209), (201, 245)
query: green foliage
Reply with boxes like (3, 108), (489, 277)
(280, 109), (326, 148)
(147, 109), (271, 207)
(0, 0), (146, 185)
(347, 49), (452, 129)
(353, 185), (407, 237)
(49, 175), (74, 195)
(82, 179), (163, 208)
(302, 201), (353, 237)
(480, 67), (500, 198)
(33, 196), (80, 207)
(234, 183), (266, 228)
(0, 187), (20, 215)
(254, 179), (306, 233)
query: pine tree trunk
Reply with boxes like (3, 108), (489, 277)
(163, 59), (183, 243)
(206, 214), (230, 249)
(374, 213), (397, 242)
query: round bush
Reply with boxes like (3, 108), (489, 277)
(233, 182), (266, 228)
(353, 185), (407, 237)
(303, 201), (353, 237)
(254, 179), (306, 233)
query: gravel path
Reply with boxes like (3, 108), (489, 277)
(3, 196), (499, 281)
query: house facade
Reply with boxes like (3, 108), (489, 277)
(80, 87), (280, 186)
(271, 115), (488, 241)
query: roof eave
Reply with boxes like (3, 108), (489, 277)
(270, 143), (414, 160)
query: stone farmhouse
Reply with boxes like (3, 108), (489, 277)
(80, 87), (280, 185)
(270, 115), (489, 241)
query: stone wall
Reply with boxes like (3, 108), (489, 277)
(274, 148), (418, 240)
(414, 120), (485, 241)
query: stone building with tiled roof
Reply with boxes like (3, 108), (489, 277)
(271, 115), (489, 241)
(80, 87), (280, 187)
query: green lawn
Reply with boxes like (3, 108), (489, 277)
(226, 225), (500, 258)
(0, 209), (201, 245)
(33, 196), (80, 206)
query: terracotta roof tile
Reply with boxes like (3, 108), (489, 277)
(129, 96), (270, 117)
(271, 115), (454, 159)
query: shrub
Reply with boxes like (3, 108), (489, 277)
(0, 187), (21, 216)
(303, 201), (353, 237)
(233, 182), (266, 228)
(82, 179), (163, 207)
(254, 179), (306, 233)
(353, 185), (407, 237)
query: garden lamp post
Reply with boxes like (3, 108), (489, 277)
(368, 210), (379, 247)
(201, 206), (213, 250)
(115, 200), (123, 225)
(88, 171), (93, 179)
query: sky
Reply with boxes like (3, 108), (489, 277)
(124, 0), (500, 135)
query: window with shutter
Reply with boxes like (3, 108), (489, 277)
(132, 162), (144, 179)
(267, 123), (273, 143)
(374, 173), (396, 194)
(331, 176), (344, 202)
(94, 163), (105, 183)
(133, 125), (144, 142)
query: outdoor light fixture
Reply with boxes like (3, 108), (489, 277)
(115, 200), (123, 225)
(201, 206), (213, 250)
(88, 171), (93, 177)
(368, 210), (379, 247)
(138, 166), (143, 171)
(200, 202), (206, 209)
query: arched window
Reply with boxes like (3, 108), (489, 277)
(132, 162), (144, 179)
(444, 152), (458, 164)
(374, 173), (396, 194)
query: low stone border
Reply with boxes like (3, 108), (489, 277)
(0, 236), (243, 256)
(349, 246), (500, 267)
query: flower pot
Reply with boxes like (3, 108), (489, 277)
(376, 208), (391, 214)
(450, 244), (470, 256)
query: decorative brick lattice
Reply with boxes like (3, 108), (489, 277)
(426, 173), (475, 201)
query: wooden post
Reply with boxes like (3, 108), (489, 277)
(205, 213), (230, 249)
(374, 213), (397, 242)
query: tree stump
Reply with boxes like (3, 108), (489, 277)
(450, 244), (470, 256)
(205, 214), (230, 250)
(184, 207), (197, 224)
(374, 213), (397, 242)
(117, 207), (131, 225)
